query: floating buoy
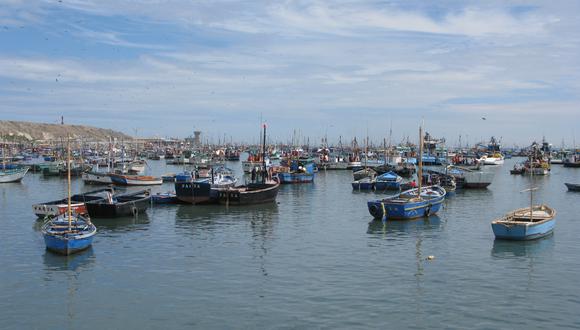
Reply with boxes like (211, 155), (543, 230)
(426, 255), (435, 261)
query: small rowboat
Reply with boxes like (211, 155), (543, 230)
(565, 183), (580, 192)
(492, 205), (556, 240)
(109, 174), (162, 186)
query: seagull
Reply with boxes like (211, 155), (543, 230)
(481, 117), (486, 120)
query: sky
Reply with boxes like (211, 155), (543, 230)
(0, 0), (579, 147)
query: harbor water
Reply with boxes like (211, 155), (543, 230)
(1, 158), (580, 329)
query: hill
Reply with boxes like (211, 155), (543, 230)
(0, 120), (132, 141)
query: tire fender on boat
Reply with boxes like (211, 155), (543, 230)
(132, 204), (138, 217)
(368, 203), (381, 218)
(425, 204), (432, 216)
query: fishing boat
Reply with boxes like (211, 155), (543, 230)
(510, 164), (525, 175)
(42, 214), (97, 255)
(443, 165), (495, 188)
(174, 169), (237, 204)
(275, 160), (315, 184)
(161, 173), (177, 182)
(82, 171), (113, 184)
(492, 154), (556, 240)
(109, 173), (162, 186)
(367, 185), (446, 220)
(563, 154), (580, 167)
(32, 188), (113, 218)
(564, 183), (580, 192)
(242, 153), (265, 173)
(351, 177), (374, 191)
(42, 135), (97, 255)
(478, 137), (504, 165)
(374, 171), (403, 191)
(353, 168), (377, 181)
(85, 189), (151, 217)
(0, 166), (28, 183)
(152, 192), (180, 204)
(523, 142), (550, 175)
(215, 125), (280, 205)
(367, 125), (446, 221)
(491, 205), (556, 240)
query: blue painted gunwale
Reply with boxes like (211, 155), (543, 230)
(367, 186), (446, 220)
(42, 215), (97, 255)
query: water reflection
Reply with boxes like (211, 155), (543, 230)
(175, 203), (279, 235)
(43, 247), (95, 329)
(491, 235), (555, 259)
(367, 215), (442, 237)
(91, 213), (150, 232)
(43, 247), (96, 273)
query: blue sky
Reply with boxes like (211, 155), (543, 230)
(0, 0), (579, 146)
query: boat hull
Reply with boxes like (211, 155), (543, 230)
(277, 172), (314, 184)
(565, 183), (580, 191)
(216, 183), (279, 205)
(42, 217), (97, 255)
(0, 167), (28, 183)
(82, 172), (112, 184)
(43, 232), (95, 255)
(367, 186), (446, 220)
(109, 174), (162, 186)
(85, 191), (151, 217)
(492, 220), (555, 240)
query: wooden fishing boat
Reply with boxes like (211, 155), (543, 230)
(367, 186), (446, 220)
(82, 171), (112, 184)
(42, 214), (97, 255)
(0, 166), (28, 183)
(85, 189), (151, 218)
(374, 171), (403, 191)
(32, 188), (114, 218)
(444, 165), (494, 188)
(510, 164), (524, 175)
(216, 181), (280, 205)
(367, 124), (446, 221)
(174, 170), (237, 204)
(491, 205), (556, 240)
(564, 183), (580, 191)
(353, 168), (377, 181)
(152, 192), (180, 204)
(42, 134), (97, 255)
(351, 177), (374, 190)
(275, 160), (315, 184)
(492, 153), (556, 240)
(109, 173), (162, 186)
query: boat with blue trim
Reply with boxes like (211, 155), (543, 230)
(174, 168), (237, 204)
(42, 134), (97, 255)
(374, 171), (403, 191)
(491, 205), (556, 240)
(367, 185), (446, 220)
(366, 124), (446, 220)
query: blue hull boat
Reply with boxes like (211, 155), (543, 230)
(367, 186), (446, 220)
(492, 205), (556, 240)
(352, 177), (374, 190)
(152, 192), (179, 204)
(277, 172), (314, 184)
(374, 171), (402, 191)
(42, 215), (97, 255)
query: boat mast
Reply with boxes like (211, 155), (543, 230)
(418, 124), (423, 197)
(67, 134), (72, 231)
(530, 152), (534, 222)
(262, 122), (267, 184)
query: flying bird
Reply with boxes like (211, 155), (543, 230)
(481, 117), (486, 120)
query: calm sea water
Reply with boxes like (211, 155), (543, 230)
(1, 158), (580, 329)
